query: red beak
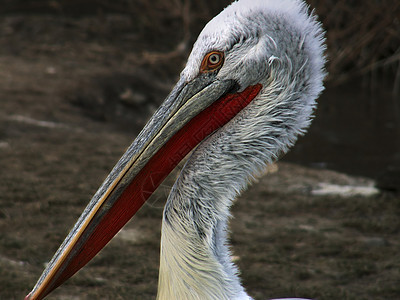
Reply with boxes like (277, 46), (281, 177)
(25, 73), (261, 299)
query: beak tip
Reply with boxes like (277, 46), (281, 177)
(24, 292), (32, 300)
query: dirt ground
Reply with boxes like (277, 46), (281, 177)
(1, 11), (400, 300)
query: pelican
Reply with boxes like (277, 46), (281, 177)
(25, 0), (326, 299)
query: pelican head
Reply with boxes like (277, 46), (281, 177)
(26, 0), (326, 299)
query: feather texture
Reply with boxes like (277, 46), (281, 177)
(158, 0), (326, 299)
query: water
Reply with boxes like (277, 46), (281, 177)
(284, 77), (400, 185)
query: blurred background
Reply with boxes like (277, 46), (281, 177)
(0, 0), (399, 299)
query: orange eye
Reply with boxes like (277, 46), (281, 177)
(200, 51), (224, 73)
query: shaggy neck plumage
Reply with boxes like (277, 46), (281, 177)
(156, 76), (308, 300)
(157, 126), (258, 300)
(156, 24), (324, 300)
(156, 0), (326, 299)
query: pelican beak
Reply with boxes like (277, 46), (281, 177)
(25, 72), (262, 300)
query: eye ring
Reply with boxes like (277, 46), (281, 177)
(208, 53), (220, 64)
(200, 51), (224, 73)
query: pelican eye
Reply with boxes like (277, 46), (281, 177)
(200, 51), (224, 73)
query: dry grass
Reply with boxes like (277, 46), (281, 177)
(309, 0), (400, 88)
(2, 0), (398, 87)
